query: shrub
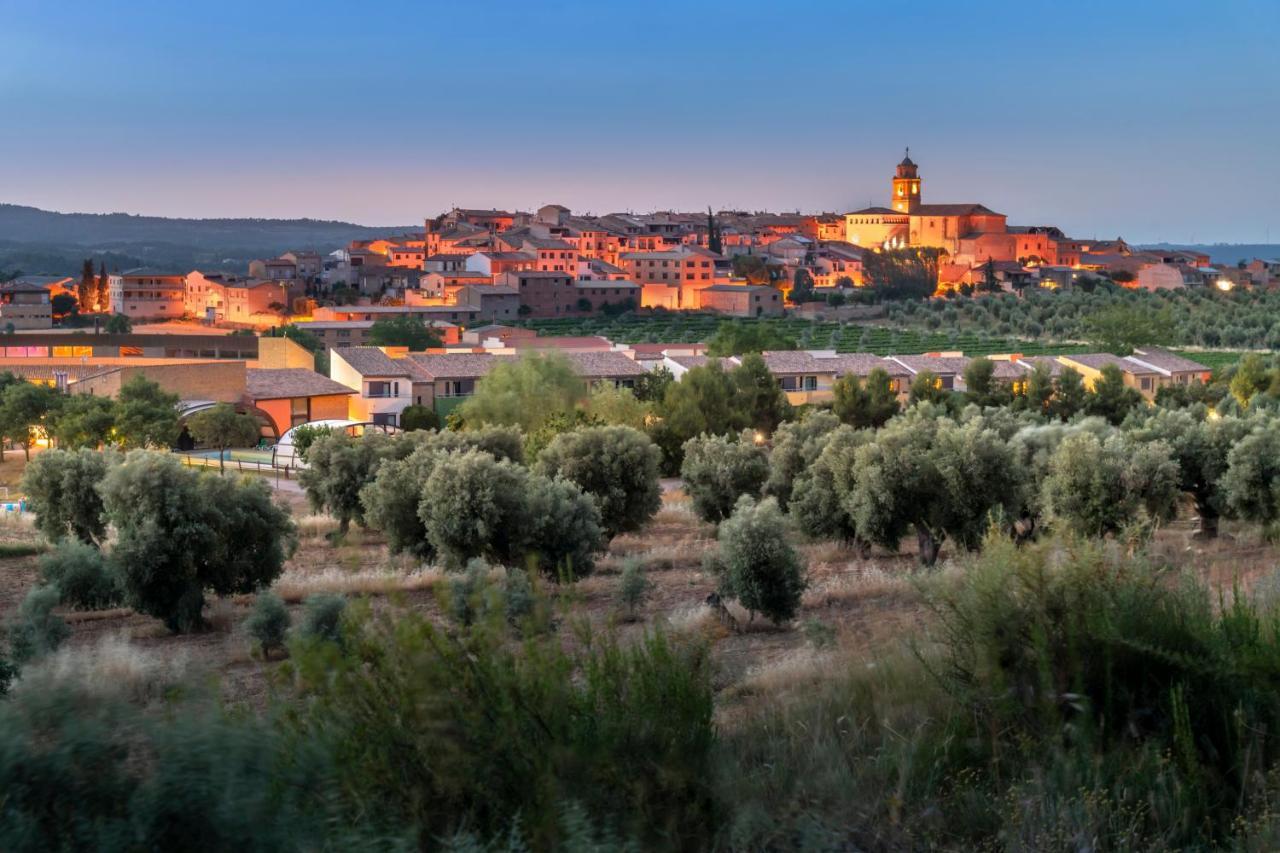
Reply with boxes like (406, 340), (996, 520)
(617, 557), (650, 621)
(20, 448), (112, 544)
(715, 496), (806, 624)
(38, 540), (122, 610)
(297, 594), (347, 646)
(523, 474), (605, 580)
(7, 585), (70, 665)
(420, 450), (532, 569)
(535, 425), (662, 538)
(360, 444), (443, 559)
(789, 426), (871, 550)
(680, 432), (768, 524)
(399, 405), (440, 432)
(285, 606), (716, 849)
(245, 592), (291, 659)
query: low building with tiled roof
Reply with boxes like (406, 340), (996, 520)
(244, 368), (356, 436)
(1056, 349), (1210, 400)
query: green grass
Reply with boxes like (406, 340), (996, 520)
(0, 541), (48, 558)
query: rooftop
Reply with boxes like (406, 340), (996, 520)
(333, 347), (412, 377)
(246, 368), (356, 400)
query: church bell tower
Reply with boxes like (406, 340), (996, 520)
(892, 148), (921, 214)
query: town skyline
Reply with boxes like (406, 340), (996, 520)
(3, 0), (1278, 244)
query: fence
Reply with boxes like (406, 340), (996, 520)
(175, 452), (296, 483)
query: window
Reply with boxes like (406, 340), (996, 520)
(371, 412), (397, 426)
(803, 376), (818, 391)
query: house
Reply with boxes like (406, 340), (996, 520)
(290, 320), (376, 352)
(248, 258), (299, 281)
(311, 304), (480, 326)
(0, 280), (53, 329)
(696, 284), (783, 317)
(244, 368), (356, 436)
(280, 251), (322, 280)
(662, 354), (738, 379)
(761, 351), (910, 405)
(497, 270), (576, 317)
(330, 347), (415, 426)
(572, 280), (640, 313)
(885, 354), (971, 392)
(185, 271), (301, 328)
(418, 271), (493, 300)
(465, 251), (538, 277)
(1056, 349), (1210, 400)
(107, 268), (186, 320)
(619, 245), (720, 309)
(455, 284), (521, 322)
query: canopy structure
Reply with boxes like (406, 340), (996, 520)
(271, 419), (402, 468)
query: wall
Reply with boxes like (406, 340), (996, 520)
(74, 361), (247, 402)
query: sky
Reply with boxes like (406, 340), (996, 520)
(1, 0), (1277, 244)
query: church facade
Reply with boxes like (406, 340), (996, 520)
(843, 152), (1119, 277)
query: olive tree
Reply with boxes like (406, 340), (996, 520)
(1129, 409), (1254, 537)
(102, 451), (297, 632)
(764, 411), (840, 510)
(21, 448), (113, 544)
(831, 367), (899, 429)
(360, 427), (525, 557)
(848, 416), (1022, 565)
(1223, 423), (1280, 527)
(789, 426), (871, 553)
(419, 450), (533, 568)
(1042, 432), (1180, 538)
(523, 474), (604, 580)
(680, 432), (768, 524)
(715, 496), (806, 624)
(535, 425), (661, 537)
(299, 432), (395, 535)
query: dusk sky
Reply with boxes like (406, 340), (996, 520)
(2, 0), (1277, 244)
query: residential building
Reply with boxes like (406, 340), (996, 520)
(0, 280), (53, 329)
(330, 347), (414, 426)
(107, 268), (186, 320)
(496, 270), (576, 317)
(697, 284), (783, 317)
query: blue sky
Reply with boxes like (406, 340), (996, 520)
(1, 0), (1277, 243)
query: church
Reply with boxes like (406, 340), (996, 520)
(842, 152), (1102, 274)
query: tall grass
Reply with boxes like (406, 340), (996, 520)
(716, 534), (1280, 849)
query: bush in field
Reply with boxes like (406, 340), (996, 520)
(523, 474), (605, 580)
(681, 432), (768, 524)
(297, 594), (347, 646)
(299, 432), (395, 536)
(38, 540), (122, 610)
(396, 424), (524, 464)
(420, 450), (533, 569)
(1222, 422), (1280, 527)
(285, 606), (715, 849)
(21, 448), (112, 544)
(764, 411), (840, 510)
(849, 415), (1022, 565)
(1042, 432), (1180, 537)
(102, 451), (297, 632)
(246, 592), (291, 659)
(7, 585), (70, 664)
(618, 558), (651, 621)
(535, 425), (662, 537)
(715, 496), (806, 624)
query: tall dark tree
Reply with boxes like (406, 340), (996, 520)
(95, 262), (109, 314)
(979, 257), (1001, 293)
(706, 207), (722, 255)
(78, 259), (95, 311)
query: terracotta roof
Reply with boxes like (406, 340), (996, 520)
(761, 351), (908, 377)
(405, 353), (499, 380)
(246, 368), (356, 400)
(845, 206), (903, 216)
(914, 204), (1003, 217)
(1062, 353), (1156, 374)
(1129, 348), (1210, 375)
(562, 350), (647, 378)
(886, 355), (971, 376)
(333, 347), (411, 377)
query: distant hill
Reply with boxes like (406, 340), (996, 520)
(1139, 243), (1280, 267)
(0, 204), (417, 276)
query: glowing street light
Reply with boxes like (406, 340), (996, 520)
(1215, 279), (1234, 292)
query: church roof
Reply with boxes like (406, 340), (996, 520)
(913, 203), (1003, 217)
(846, 206), (904, 216)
